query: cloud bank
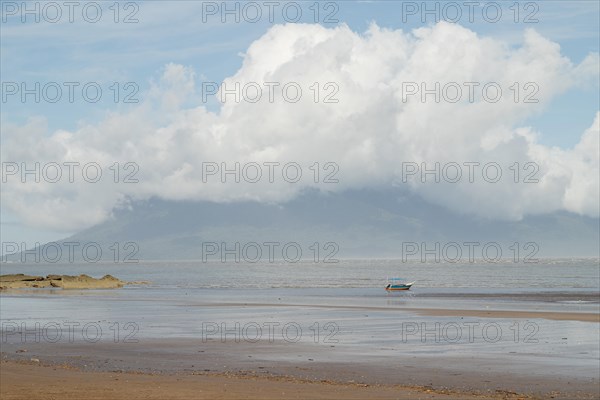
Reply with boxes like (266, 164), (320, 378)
(2, 22), (599, 232)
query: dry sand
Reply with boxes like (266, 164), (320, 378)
(0, 360), (535, 400)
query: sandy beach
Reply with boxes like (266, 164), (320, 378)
(1, 359), (531, 400)
(2, 294), (599, 399)
(1, 262), (598, 400)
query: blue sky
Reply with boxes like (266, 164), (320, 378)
(1, 1), (599, 245)
(2, 1), (598, 147)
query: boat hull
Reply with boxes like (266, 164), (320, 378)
(385, 284), (413, 291)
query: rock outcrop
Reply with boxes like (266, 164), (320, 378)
(0, 274), (125, 290)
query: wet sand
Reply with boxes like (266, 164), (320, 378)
(2, 331), (598, 399)
(202, 302), (600, 322)
(407, 308), (600, 322)
(1, 286), (598, 399)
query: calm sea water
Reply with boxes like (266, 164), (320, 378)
(1, 258), (598, 290)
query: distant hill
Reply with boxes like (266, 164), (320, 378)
(3, 189), (599, 262)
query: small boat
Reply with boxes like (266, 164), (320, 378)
(385, 278), (415, 291)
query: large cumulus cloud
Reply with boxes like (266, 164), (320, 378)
(2, 22), (599, 232)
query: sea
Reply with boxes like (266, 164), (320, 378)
(1, 258), (599, 289)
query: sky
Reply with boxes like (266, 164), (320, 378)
(1, 0), (599, 246)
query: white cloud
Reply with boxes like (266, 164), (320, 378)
(2, 22), (599, 232)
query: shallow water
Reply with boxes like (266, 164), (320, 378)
(1, 258), (599, 289)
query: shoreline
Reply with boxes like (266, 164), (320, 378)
(2, 284), (598, 399)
